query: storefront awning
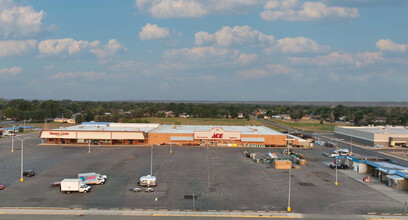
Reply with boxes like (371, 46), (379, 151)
(241, 137), (265, 142)
(170, 136), (194, 141)
(386, 175), (404, 181)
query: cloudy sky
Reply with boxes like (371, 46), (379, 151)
(1, 0), (408, 101)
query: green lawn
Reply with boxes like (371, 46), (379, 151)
(267, 119), (345, 132)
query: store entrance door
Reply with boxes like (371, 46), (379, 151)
(209, 141), (218, 146)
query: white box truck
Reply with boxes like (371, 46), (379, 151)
(78, 172), (107, 185)
(60, 179), (91, 193)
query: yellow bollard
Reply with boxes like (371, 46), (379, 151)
(335, 182), (338, 186)
(20, 178), (24, 182)
(287, 207), (291, 212)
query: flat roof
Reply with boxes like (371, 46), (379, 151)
(374, 162), (408, 170)
(54, 122), (160, 133)
(337, 126), (408, 135)
(150, 125), (285, 135)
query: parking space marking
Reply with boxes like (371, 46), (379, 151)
(151, 214), (302, 218)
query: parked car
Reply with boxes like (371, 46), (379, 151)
(329, 163), (349, 169)
(22, 170), (35, 177)
(132, 188), (141, 192)
(0, 185), (4, 190)
(145, 187), (154, 192)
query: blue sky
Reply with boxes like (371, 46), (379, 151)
(1, 0), (408, 101)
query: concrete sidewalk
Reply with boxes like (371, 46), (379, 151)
(0, 208), (302, 218)
(1, 207), (407, 219)
(338, 169), (408, 204)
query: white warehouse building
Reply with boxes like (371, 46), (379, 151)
(335, 126), (408, 148)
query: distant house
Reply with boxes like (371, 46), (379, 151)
(54, 117), (75, 123)
(237, 112), (244, 118)
(301, 115), (310, 120)
(280, 114), (291, 120)
(66, 118), (75, 123)
(179, 112), (190, 118)
(54, 117), (67, 123)
(252, 109), (267, 116)
(164, 111), (174, 117)
(374, 117), (387, 123)
(271, 115), (281, 119)
(339, 116), (347, 121)
(263, 115), (270, 119)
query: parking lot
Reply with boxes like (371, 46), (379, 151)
(0, 135), (404, 214)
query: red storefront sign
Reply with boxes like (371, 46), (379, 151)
(194, 127), (240, 140)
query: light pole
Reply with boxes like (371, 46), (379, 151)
(350, 136), (353, 156)
(335, 156), (338, 186)
(192, 184), (195, 211)
(287, 165), (292, 212)
(20, 139), (24, 182)
(14, 136), (25, 182)
(88, 138), (91, 154)
(155, 198), (158, 210)
(11, 125), (14, 152)
(150, 145), (153, 176)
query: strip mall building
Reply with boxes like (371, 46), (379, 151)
(40, 122), (307, 147)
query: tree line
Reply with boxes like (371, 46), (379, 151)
(0, 99), (408, 126)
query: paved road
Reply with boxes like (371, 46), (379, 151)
(255, 118), (408, 166)
(256, 118), (318, 137)
(0, 138), (404, 214)
(0, 208), (407, 220)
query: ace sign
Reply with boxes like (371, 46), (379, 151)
(194, 127), (240, 140)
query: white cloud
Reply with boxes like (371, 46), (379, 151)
(236, 64), (291, 79)
(376, 39), (408, 53)
(44, 65), (53, 70)
(265, 64), (291, 74)
(135, 0), (264, 18)
(265, 36), (330, 54)
(289, 51), (383, 67)
(195, 25), (274, 47)
(164, 46), (240, 63)
(139, 23), (170, 40)
(141, 0), (207, 18)
(0, 39), (36, 57)
(38, 38), (126, 59)
(49, 71), (107, 80)
(0, 0), (49, 38)
(90, 39), (127, 59)
(264, 0), (299, 10)
(260, 1), (359, 21)
(236, 68), (268, 79)
(38, 38), (99, 56)
(236, 53), (257, 65)
(0, 66), (22, 76)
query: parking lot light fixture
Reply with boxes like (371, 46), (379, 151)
(11, 125), (14, 152)
(287, 165), (292, 212)
(335, 157), (338, 186)
(20, 139), (24, 182)
(88, 139), (91, 154)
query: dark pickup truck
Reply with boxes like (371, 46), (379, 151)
(329, 163), (349, 169)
